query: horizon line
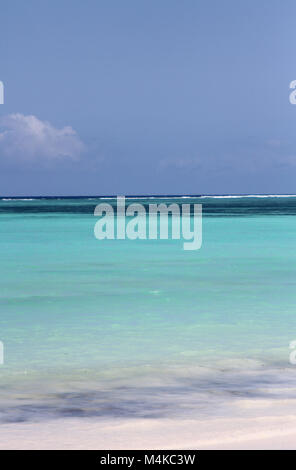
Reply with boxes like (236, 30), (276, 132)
(1, 193), (296, 199)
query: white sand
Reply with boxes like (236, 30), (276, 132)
(1, 382), (296, 449)
(1, 411), (296, 449)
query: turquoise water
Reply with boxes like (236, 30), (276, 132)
(0, 196), (296, 422)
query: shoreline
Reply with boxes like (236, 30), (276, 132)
(0, 412), (295, 450)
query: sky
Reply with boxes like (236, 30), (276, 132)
(1, 0), (296, 196)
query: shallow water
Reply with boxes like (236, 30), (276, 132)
(0, 196), (296, 423)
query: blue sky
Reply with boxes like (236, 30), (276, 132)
(1, 0), (296, 195)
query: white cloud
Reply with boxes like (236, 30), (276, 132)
(0, 114), (85, 163)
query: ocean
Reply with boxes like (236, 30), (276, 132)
(0, 195), (296, 425)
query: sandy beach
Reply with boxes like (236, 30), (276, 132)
(1, 416), (295, 450)
(1, 397), (296, 450)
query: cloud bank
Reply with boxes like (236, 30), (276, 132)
(0, 114), (85, 163)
